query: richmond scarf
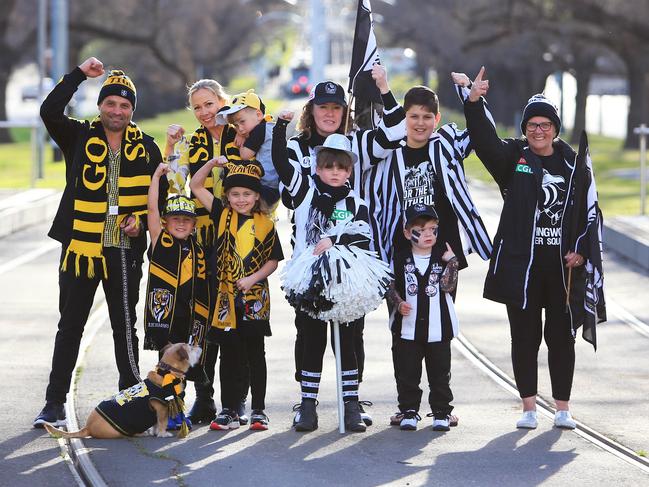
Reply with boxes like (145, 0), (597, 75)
(211, 209), (276, 331)
(188, 126), (225, 250)
(144, 231), (210, 354)
(61, 119), (150, 279)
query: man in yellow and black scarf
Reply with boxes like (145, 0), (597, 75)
(33, 57), (166, 429)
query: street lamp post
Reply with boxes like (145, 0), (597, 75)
(634, 123), (649, 215)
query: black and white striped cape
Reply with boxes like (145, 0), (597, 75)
(366, 85), (494, 263)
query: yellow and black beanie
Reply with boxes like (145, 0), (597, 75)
(223, 161), (263, 193)
(97, 69), (137, 110)
(163, 195), (196, 218)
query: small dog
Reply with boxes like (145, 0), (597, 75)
(44, 343), (201, 439)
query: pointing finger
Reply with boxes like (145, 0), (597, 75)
(474, 66), (485, 83)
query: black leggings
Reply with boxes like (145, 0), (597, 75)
(294, 311), (365, 382)
(219, 331), (266, 410)
(298, 312), (359, 401)
(507, 261), (575, 401)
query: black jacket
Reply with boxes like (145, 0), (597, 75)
(40, 67), (164, 256)
(464, 98), (590, 317)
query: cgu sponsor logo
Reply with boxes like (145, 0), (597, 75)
(515, 157), (532, 174)
(330, 208), (352, 221)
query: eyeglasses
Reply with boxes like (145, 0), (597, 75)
(526, 121), (553, 132)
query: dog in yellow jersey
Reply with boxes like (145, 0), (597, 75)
(43, 343), (200, 439)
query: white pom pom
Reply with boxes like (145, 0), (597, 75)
(281, 219), (392, 323)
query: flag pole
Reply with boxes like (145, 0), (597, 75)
(344, 94), (354, 135)
(332, 321), (346, 433)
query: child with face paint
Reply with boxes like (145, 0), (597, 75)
(386, 203), (460, 432)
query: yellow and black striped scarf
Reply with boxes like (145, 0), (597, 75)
(144, 231), (210, 355)
(212, 209), (275, 330)
(188, 126), (227, 250)
(61, 119), (150, 279)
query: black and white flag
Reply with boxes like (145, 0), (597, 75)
(571, 131), (606, 349)
(348, 0), (382, 104)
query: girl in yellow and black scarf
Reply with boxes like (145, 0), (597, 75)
(190, 157), (284, 433)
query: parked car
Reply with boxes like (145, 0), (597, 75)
(283, 66), (312, 97)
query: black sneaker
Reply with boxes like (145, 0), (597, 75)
(295, 399), (318, 432)
(344, 400), (366, 433)
(33, 401), (66, 429)
(187, 398), (217, 424)
(358, 400), (373, 426)
(249, 410), (269, 431)
(209, 409), (240, 431)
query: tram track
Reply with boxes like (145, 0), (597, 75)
(454, 332), (649, 474)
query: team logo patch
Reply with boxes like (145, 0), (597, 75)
(425, 285), (437, 297)
(325, 82), (337, 94)
(300, 156), (311, 168)
(407, 283), (418, 296)
(148, 288), (173, 322)
(405, 263), (416, 274)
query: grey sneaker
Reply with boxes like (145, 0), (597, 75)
(554, 410), (576, 429)
(516, 410), (538, 429)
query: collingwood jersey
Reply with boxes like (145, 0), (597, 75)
(390, 246), (458, 343)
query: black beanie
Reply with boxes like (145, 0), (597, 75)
(520, 94), (561, 135)
(97, 70), (137, 110)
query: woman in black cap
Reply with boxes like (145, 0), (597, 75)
(457, 67), (604, 430)
(273, 63), (405, 427)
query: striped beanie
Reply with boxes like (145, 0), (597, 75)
(97, 70), (137, 110)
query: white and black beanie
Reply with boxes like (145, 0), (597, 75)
(520, 94), (561, 135)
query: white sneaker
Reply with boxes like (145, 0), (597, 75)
(432, 416), (451, 432)
(554, 410), (576, 429)
(399, 410), (420, 431)
(516, 410), (538, 429)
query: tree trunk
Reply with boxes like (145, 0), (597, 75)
(623, 55), (649, 149)
(570, 68), (591, 145)
(0, 61), (13, 143)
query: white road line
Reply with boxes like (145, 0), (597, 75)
(0, 240), (59, 276)
(608, 298), (649, 339)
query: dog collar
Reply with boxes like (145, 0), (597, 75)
(157, 360), (186, 376)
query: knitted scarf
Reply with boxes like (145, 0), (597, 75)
(211, 209), (275, 330)
(188, 126), (225, 249)
(159, 370), (190, 438)
(305, 175), (351, 244)
(61, 119), (150, 279)
(144, 231), (210, 356)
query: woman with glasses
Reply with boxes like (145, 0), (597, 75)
(456, 67), (602, 430)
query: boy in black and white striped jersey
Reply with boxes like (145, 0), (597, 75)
(386, 203), (459, 431)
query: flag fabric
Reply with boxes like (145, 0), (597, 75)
(571, 131), (606, 349)
(348, 0), (382, 105)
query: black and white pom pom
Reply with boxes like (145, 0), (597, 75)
(281, 220), (392, 323)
